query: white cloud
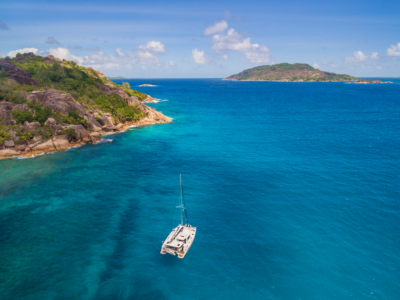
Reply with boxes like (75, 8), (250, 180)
(346, 51), (379, 62)
(136, 51), (159, 64)
(204, 20), (228, 36)
(387, 43), (400, 56)
(47, 47), (84, 63)
(162, 60), (176, 69)
(141, 66), (147, 70)
(6, 43), (169, 72)
(192, 49), (209, 64)
(7, 47), (47, 57)
(211, 28), (271, 63)
(137, 41), (165, 53)
(116, 48), (125, 57)
(370, 52), (379, 59)
(115, 48), (134, 58)
(135, 41), (165, 65)
(223, 54), (228, 59)
(79, 50), (121, 70)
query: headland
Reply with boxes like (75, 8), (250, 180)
(0, 53), (171, 160)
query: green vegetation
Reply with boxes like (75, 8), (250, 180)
(21, 131), (35, 142)
(11, 104), (54, 126)
(226, 63), (358, 82)
(0, 130), (12, 145)
(94, 94), (145, 122)
(27, 103), (53, 125)
(120, 82), (147, 101)
(11, 110), (34, 124)
(1, 53), (148, 126)
(58, 128), (77, 141)
(0, 79), (38, 104)
(62, 110), (88, 126)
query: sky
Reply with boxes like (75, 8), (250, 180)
(1, 0), (399, 78)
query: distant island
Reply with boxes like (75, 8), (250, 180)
(351, 79), (393, 84)
(0, 53), (170, 160)
(224, 63), (358, 82)
(108, 76), (130, 79)
(140, 84), (156, 87)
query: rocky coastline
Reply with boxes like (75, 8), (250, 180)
(0, 92), (172, 160)
(0, 53), (172, 161)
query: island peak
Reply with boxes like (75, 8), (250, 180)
(225, 63), (358, 82)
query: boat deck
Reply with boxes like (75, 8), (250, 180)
(161, 225), (196, 258)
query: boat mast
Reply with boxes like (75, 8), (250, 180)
(180, 174), (183, 225)
(178, 174), (189, 226)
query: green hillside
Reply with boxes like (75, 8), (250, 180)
(225, 63), (358, 82)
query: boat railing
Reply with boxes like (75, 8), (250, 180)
(168, 226), (184, 243)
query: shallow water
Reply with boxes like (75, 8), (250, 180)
(1, 78), (399, 300)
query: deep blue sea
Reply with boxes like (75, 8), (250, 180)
(1, 78), (400, 300)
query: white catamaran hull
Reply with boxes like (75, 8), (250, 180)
(161, 225), (197, 259)
(161, 175), (196, 259)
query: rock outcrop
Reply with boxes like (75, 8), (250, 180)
(27, 89), (85, 116)
(0, 149), (19, 159)
(142, 95), (158, 103)
(100, 85), (127, 98)
(127, 97), (172, 124)
(84, 115), (102, 132)
(4, 140), (15, 148)
(44, 118), (57, 127)
(12, 104), (32, 113)
(90, 132), (102, 143)
(52, 138), (70, 150)
(0, 58), (39, 86)
(98, 115), (113, 127)
(0, 102), (16, 125)
(32, 136), (42, 143)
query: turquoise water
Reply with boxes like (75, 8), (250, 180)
(1, 79), (400, 300)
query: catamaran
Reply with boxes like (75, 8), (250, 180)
(161, 175), (196, 259)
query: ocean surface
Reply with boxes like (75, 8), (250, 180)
(0, 78), (399, 300)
